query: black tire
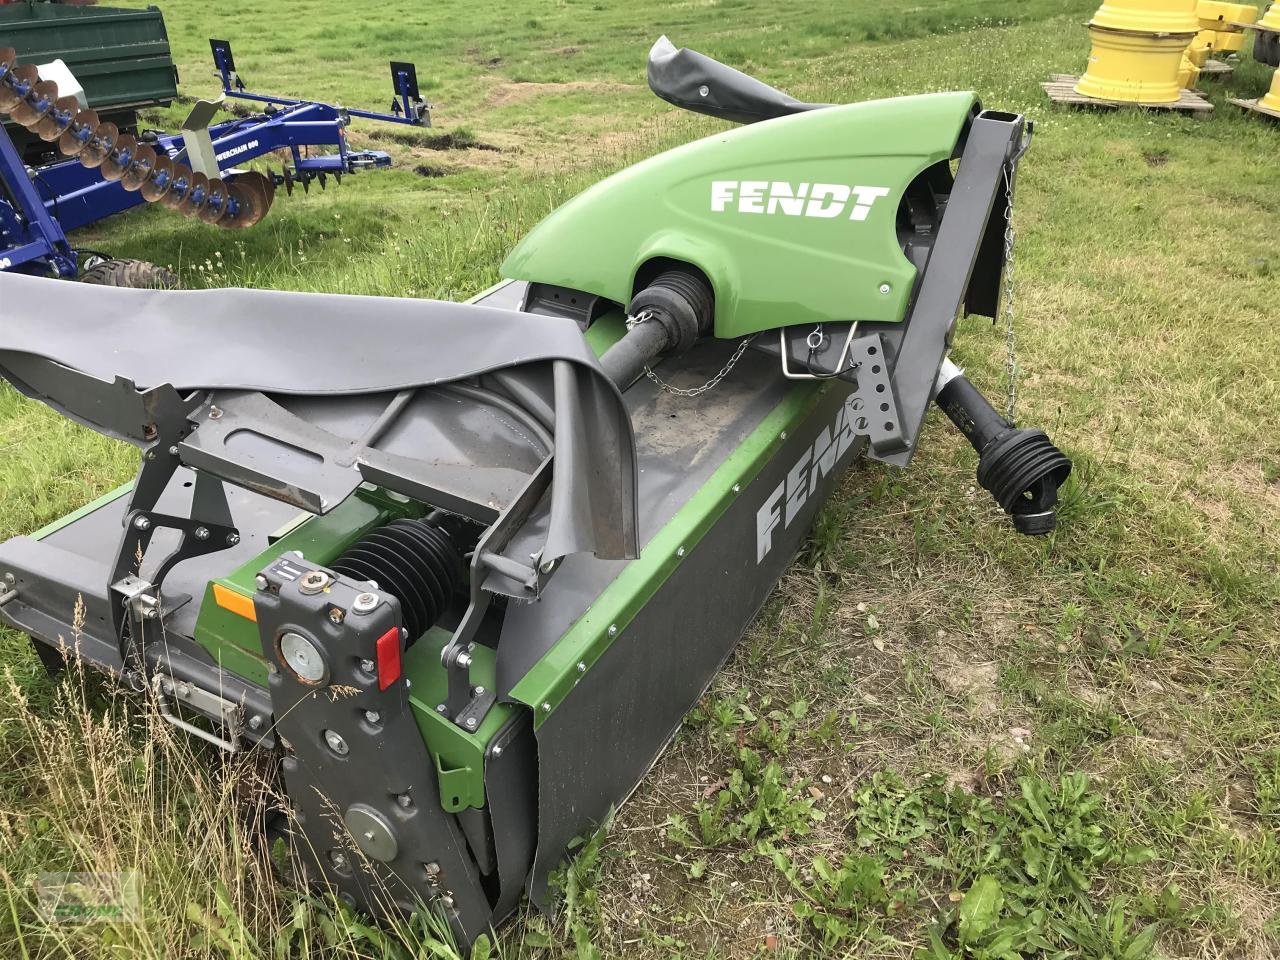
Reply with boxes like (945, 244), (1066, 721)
(79, 258), (178, 290)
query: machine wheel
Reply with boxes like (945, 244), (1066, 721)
(79, 258), (178, 290)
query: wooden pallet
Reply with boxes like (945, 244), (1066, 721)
(1041, 74), (1215, 115)
(1200, 58), (1235, 77)
(1228, 96), (1280, 120)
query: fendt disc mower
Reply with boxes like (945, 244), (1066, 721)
(0, 38), (1072, 943)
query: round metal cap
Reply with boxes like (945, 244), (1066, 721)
(279, 631), (328, 684)
(345, 804), (399, 862)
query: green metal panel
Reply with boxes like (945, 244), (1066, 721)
(508, 379), (829, 725)
(0, 4), (178, 112)
(501, 92), (977, 340)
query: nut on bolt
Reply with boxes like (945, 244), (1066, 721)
(352, 592), (379, 615)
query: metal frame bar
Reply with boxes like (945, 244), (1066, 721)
(0, 124), (76, 276)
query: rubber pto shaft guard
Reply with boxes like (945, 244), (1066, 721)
(936, 371), (1072, 535)
(625, 269), (714, 356)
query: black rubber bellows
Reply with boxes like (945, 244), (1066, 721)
(331, 518), (464, 642)
(935, 372), (1072, 535)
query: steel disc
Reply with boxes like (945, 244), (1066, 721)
(0, 46), (16, 79)
(78, 121), (119, 170)
(120, 143), (158, 192)
(34, 95), (79, 142)
(140, 154), (175, 203)
(58, 108), (98, 157)
(0, 64), (38, 113)
(161, 164), (194, 209)
(177, 171), (209, 217)
(223, 172), (272, 229)
(198, 177), (231, 224)
(11, 78), (57, 129)
(99, 133), (136, 182)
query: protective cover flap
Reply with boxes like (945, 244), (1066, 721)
(0, 274), (638, 562)
(646, 34), (828, 124)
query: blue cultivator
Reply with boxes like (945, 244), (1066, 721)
(0, 40), (428, 279)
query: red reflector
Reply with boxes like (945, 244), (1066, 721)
(375, 627), (402, 691)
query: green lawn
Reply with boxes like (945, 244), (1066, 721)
(2, 1), (1278, 958)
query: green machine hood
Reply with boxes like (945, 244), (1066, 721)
(501, 91), (978, 339)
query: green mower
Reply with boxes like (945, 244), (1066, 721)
(0, 37), (1071, 943)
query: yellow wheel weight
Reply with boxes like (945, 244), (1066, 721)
(1089, 0), (1201, 33)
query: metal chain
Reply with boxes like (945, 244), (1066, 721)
(625, 312), (756, 398)
(1001, 164), (1019, 423)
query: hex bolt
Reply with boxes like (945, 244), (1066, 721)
(473, 685), (486, 696)
(328, 607), (344, 624)
(323, 729), (349, 756)
(328, 849), (348, 870)
(397, 793), (413, 809)
(424, 861), (441, 877)
(576, 661), (587, 674)
(193, 527), (210, 541)
(541, 702), (551, 713)
(352, 592), (379, 615)
(607, 624), (617, 637)
(879, 283), (892, 295)
(435, 703), (448, 715)
(464, 717), (478, 729)
(133, 515), (151, 531)
(780, 431), (788, 441)
(676, 546), (686, 558)
(492, 745), (504, 758)
(226, 533), (240, 546)
(732, 483), (741, 493)
(456, 651), (473, 669)
(208, 405), (223, 420)
(365, 710), (381, 724)
(255, 574), (269, 591)
(168, 445), (179, 456)
(248, 715), (264, 731)
(359, 658), (376, 675)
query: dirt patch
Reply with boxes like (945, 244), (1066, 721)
(554, 46), (581, 57)
(1143, 149), (1170, 168)
(480, 78), (641, 111)
(413, 164), (450, 178)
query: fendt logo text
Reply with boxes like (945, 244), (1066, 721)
(711, 181), (891, 221)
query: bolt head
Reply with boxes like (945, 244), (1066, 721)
(168, 445), (179, 456)
(676, 546), (686, 558)
(732, 483), (741, 493)
(193, 526), (210, 541)
(133, 515), (151, 531)
(424, 861), (441, 876)
(226, 533), (240, 546)
(254, 574), (269, 591)
(323, 729), (349, 756)
(473, 685), (486, 696)
(878, 283), (892, 295)
(364, 710), (381, 724)
(780, 431), (788, 441)
(576, 661), (586, 673)
(359, 658), (376, 675)
(607, 624), (618, 637)
(541, 702), (551, 713)
(248, 715), (264, 731)
(698, 84), (710, 97)
(492, 745), (504, 758)
(435, 703), (448, 715)
(464, 717), (478, 729)
(352, 592), (379, 614)
(397, 793), (413, 809)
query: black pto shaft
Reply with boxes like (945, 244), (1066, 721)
(934, 360), (1072, 535)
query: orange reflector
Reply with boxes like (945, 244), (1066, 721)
(212, 583), (257, 622)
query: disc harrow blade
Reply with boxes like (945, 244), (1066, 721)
(8, 72), (51, 126)
(121, 143), (159, 192)
(99, 133), (137, 182)
(198, 177), (232, 225)
(0, 64), (38, 113)
(79, 121), (120, 170)
(224, 172), (273, 229)
(141, 154), (175, 203)
(59, 108), (99, 157)
(34, 94), (79, 142)
(161, 164), (195, 209)
(178, 171), (210, 217)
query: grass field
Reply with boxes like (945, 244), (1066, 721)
(2, 1), (1279, 957)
